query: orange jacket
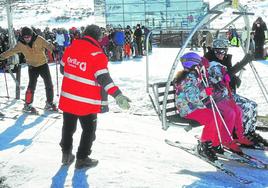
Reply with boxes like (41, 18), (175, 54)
(59, 36), (121, 115)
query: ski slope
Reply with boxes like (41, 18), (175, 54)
(0, 47), (268, 188)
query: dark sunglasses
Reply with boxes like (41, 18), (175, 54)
(23, 35), (32, 39)
(214, 49), (227, 55)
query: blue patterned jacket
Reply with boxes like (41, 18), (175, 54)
(174, 71), (208, 117)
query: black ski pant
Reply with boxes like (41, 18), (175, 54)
(255, 45), (264, 59)
(136, 38), (143, 56)
(26, 63), (54, 104)
(60, 112), (97, 160)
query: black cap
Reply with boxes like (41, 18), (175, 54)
(83, 24), (102, 40)
(21, 27), (33, 37)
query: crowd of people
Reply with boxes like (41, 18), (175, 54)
(0, 23), (152, 65)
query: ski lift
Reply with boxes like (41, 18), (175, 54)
(147, 1), (262, 131)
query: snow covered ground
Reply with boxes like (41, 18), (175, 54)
(0, 47), (268, 188)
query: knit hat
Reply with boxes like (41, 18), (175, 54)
(83, 24), (102, 40)
(21, 27), (33, 37)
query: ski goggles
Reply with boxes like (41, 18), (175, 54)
(214, 49), (227, 55)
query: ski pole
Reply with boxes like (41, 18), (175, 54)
(210, 96), (234, 140)
(55, 53), (59, 96)
(5, 66), (25, 89)
(199, 66), (224, 145)
(249, 62), (268, 103)
(209, 96), (223, 145)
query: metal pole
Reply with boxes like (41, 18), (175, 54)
(6, 0), (20, 99)
(145, 31), (153, 93)
(55, 56), (59, 96)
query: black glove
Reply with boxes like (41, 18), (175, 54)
(230, 75), (241, 90)
(234, 76), (241, 88)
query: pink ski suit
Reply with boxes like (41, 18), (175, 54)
(174, 70), (224, 147)
(207, 61), (247, 145)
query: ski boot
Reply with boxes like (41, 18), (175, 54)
(44, 102), (58, 112)
(197, 140), (218, 162)
(75, 157), (98, 169)
(23, 103), (38, 114)
(212, 145), (225, 155)
(62, 152), (75, 166)
(246, 131), (268, 147)
(237, 136), (254, 147)
(223, 140), (243, 155)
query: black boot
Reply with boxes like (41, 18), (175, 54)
(23, 103), (38, 114)
(44, 101), (58, 111)
(75, 157), (98, 169)
(212, 145), (225, 155)
(246, 131), (268, 147)
(62, 152), (75, 165)
(197, 140), (218, 162)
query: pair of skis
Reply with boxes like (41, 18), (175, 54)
(165, 139), (268, 185)
(7, 107), (62, 120)
(22, 108), (62, 119)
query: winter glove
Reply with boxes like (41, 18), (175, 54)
(205, 87), (213, 96)
(115, 94), (131, 110)
(233, 75), (241, 88)
(230, 75), (241, 90)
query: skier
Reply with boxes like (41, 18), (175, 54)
(204, 59), (253, 153)
(252, 17), (268, 59)
(133, 24), (143, 57)
(124, 25), (133, 59)
(112, 27), (124, 61)
(174, 52), (227, 162)
(59, 24), (131, 169)
(0, 26), (56, 113)
(204, 38), (268, 147)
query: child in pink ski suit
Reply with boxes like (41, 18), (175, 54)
(204, 59), (253, 153)
(174, 52), (226, 161)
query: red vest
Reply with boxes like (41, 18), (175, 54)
(59, 36), (119, 115)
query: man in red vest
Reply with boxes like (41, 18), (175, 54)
(59, 24), (131, 169)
